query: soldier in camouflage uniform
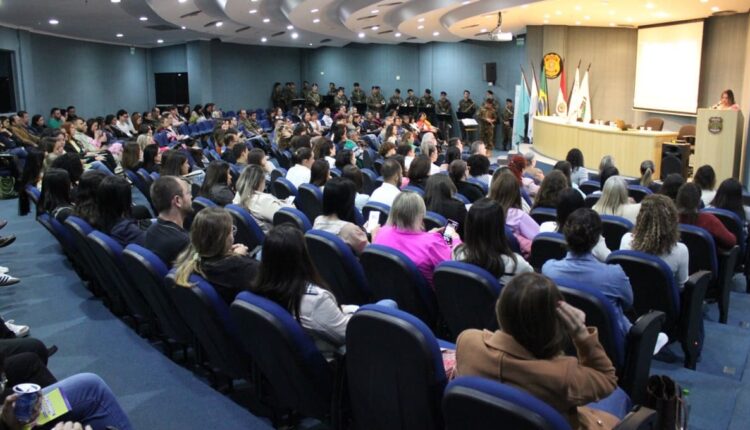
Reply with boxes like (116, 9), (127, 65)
(389, 89), (404, 113)
(420, 89), (436, 123)
(502, 98), (514, 151)
(327, 82), (338, 96)
(333, 88), (349, 111)
(458, 90), (476, 116)
(478, 99), (497, 151)
(367, 86), (386, 117)
(405, 89), (419, 108)
(306, 84), (322, 111)
(301, 81), (311, 100)
(436, 91), (452, 139)
(351, 82), (367, 110)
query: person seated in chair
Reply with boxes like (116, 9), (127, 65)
(676, 183), (736, 250)
(456, 273), (625, 429)
(369, 159), (402, 207)
(234, 165), (293, 234)
(313, 177), (368, 255)
(144, 176), (193, 266)
(199, 161), (234, 206)
(95, 176), (148, 247)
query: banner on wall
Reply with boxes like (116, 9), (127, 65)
(513, 78), (530, 147)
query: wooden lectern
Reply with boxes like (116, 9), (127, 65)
(694, 109), (744, 180)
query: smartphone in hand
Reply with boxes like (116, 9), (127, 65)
(443, 219), (459, 245)
(366, 211), (381, 234)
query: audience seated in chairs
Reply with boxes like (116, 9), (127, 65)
(508, 155), (539, 197)
(566, 148), (588, 186)
(286, 147), (313, 189)
(309, 159), (330, 190)
(710, 178), (750, 222)
(423, 174), (467, 237)
(466, 154), (491, 187)
(592, 176), (641, 225)
(452, 199), (532, 285)
(200, 160), (235, 206)
(234, 165), (293, 234)
(173, 207), (258, 305)
(489, 170), (539, 256)
(523, 151), (545, 184)
(448, 160), (484, 203)
(313, 177), (368, 255)
(39, 168), (73, 223)
(71, 170), (107, 226)
(373, 191), (458, 288)
(440, 146), (462, 171)
(693, 165), (717, 207)
(50, 153), (84, 188)
(532, 170), (568, 210)
(142, 144), (161, 174)
(95, 176), (148, 247)
(659, 173), (684, 202)
(620, 194), (689, 290)
(369, 158), (402, 207)
(406, 155), (431, 190)
(341, 165), (369, 210)
(552, 160), (586, 198)
(635, 160), (660, 193)
(540, 188), (611, 262)
(456, 272), (625, 429)
(542, 208), (633, 340)
(120, 142), (142, 172)
(676, 183), (736, 250)
(144, 176), (193, 266)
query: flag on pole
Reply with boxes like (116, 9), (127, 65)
(528, 72), (539, 141)
(567, 64), (581, 121)
(578, 66), (592, 123)
(537, 62), (549, 117)
(513, 71), (530, 147)
(555, 61), (568, 116)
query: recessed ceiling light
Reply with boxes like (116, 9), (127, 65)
(139, 16), (148, 21)
(417, 25), (424, 30)
(521, 4), (528, 7)
(433, 31), (440, 36)
(48, 19), (59, 25)
(249, 9), (257, 14)
(178, 0), (187, 3)
(480, 28), (487, 32)
(418, 18), (425, 22)
(544, 13), (550, 18)
(313, 18), (320, 23)
(371, 10), (379, 14)
(543, 19), (549, 24)
(575, 21), (581, 25)
(311, 8), (319, 13)
(700, 0), (709, 3)
(358, 32), (365, 38)
(711, 6), (720, 12)
(608, 10), (616, 15)
(654, 11), (669, 18)
(645, 3), (656, 9)
(157, 39), (164, 43)
(111, 0), (121, 3)
(291, 32), (298, 39)
(215, 21), (223, 27)
(372, 25), (380, 31)
(251, 0), (258, 2)
(287, 25), (294, 30)
(461, 0), (471, 4)
(261, 37), (267, 42)
(584, 15), (590, 20)
(116, 33), (124, 37)
(395, 32), (401, 37)
(309, 43), (313, 46)
(262, 18), (270, 23)
(609, 22), (616, 27)
(575, 5), (582, 11)
(626, 16), (633, 22)
(555, 10), (562, 15)
(181, 26), (186, 30)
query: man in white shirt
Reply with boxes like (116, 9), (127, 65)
(115, 109), (134, 137)
(397, 143), (414, 170)
(286, 147), (314, 188)
(369, 159), (402, 207)
(321, 107), (333, 130)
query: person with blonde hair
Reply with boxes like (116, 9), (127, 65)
(173, 207), (258, 304)
(592, 176), (641, 224)
(233, 165), (292, 233)
(620, 194), (689, 290)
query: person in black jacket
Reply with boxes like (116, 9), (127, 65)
(424, 174), (467, 237)
(449, 159), (485, 203)
(200, 160), (234, 206)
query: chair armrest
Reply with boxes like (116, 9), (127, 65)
(679, 270), (711, 369)
(622, 311), (665, 405)
(715, 246), (739, 323)
(614, 406), (657, 430)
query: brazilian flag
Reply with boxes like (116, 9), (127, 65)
(537, 62), (549, 116)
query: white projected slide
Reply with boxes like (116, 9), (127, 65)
(633, 21), (704, 115)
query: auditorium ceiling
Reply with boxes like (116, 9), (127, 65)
(0, 0), (747, 48)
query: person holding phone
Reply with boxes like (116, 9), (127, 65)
(456, 272), (625, 429)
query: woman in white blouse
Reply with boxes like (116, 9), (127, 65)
(234, 165), (292, 233)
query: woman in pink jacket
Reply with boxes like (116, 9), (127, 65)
(489, 170), (540, 257)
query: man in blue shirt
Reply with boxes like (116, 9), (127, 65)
(542, 208), (633, 338)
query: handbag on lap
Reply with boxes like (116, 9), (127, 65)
(644, 375), (688, 429)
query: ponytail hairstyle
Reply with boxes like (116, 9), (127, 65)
(639, 160), (655, 187)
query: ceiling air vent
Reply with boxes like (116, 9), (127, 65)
(357, 15), (378, 20)
(320, 38), (331, 43)
(146, 24), (180, 31)
(271, 31), (286, 37)
(407, 36), (417, 40)
(378, 30), (394, 34)
(712, 10), (737, 16)
(180, 10), (201, 18)
(462, 24), (478, 29)
(235, 26), (251, 33)
(378, 2), (403, 6)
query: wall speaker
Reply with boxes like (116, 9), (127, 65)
(483, 62), (497, 83)
(660, 143), (690, 180)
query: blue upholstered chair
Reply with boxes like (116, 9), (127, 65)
(529, 232), (567, 271)
(273, 207), (312, 232)
(305, 230), (370, 305)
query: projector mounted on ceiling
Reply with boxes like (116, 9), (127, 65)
(488, 12), (513, 42)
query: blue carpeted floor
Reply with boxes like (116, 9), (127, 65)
(0, 199), (271, 429)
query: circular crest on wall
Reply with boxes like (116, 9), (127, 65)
(543, 52), (562, 79)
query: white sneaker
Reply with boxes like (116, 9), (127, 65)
(654, 332), (669, 354)
(5, 320), (29, 338)
(0, 274), (19, 286)
(0, 266), (8, 274)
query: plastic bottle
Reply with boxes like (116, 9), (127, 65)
(681, 388), (690, 430)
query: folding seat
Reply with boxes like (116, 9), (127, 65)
(296, 184), (323, 222)
(579, 179), (600, 195)
(530, 207), (557, 225)
(679, 224), (739, 324)
(361, 202), (390, 227)
(25, 185), (40, 216)
(230, 292), (336, 424)
(272, 177), (298, 200)
(330, 168), (342, 178)
(305, 230), (370, 305)
(360, 245), (437, 328)
(423, 211), (447, 231)
(225, 204), (265, 252)
(627, 185), (652, 203)
(360, 168), (378, 194)
(270, 167), (287, 185)
(346, 305), (449, 430)
(443, 377), (657, 430)
(453, 194), (470, 205)
(192, 196), (217, 214)
(701, 207), (748, 291)
(584, 194), (600, 208)
(466, 177), (488, 195)
(122, 245), (193, 356)
(165, 272), (252, 387)
(600, 215), (633, 251)
(362, 149), (377, 170)
(557, 281), (664, 404)
(373, 159), (384, 175)
(272, 207), (312, 232)
(506, 226), (522, 254)
(402, 185), (424, 196)
(434, 261), (501, 341)
(529, 232), (567, 271)
(607, 250), (711, 369)
(124, 169), (144, 190)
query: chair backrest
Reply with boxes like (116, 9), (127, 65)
(466, 177), (488, 194)
(165, 272), (250, 379)
(231, 292), (333, 419)
(225, 204), (265, 250)
(403, 185), (425, 196)
(453, 193), (470, 205)
(529, 232), (567, 271)
(360, 244), (437, 328)
(192, 196), (217, 214)
(346, 305), (447, 430)
(434, 261), (502, 341)
(270, 167), (287, 185)
(424, 211), (447, 231)
(25, 184), (40, 205)
(373, 158), (384, 175)
(505, 226), (522, 254)
(40, 214), (75, 255)
(272, 177), (298, 200)
(272, 207), (312, 231)
(644, 117), (664, 131)
(305, 229), (370, 304)
(701, 208), (745, 255)
(606, 250), (680, 328)
(600, 215), (633, 251)
(361, 168), (379, 194)
(627, 185), (652, 203)
(296, 183), (324, 222)
(584, 194), (600, 208)
(677, 124), (696, 139)
(362, 201), (391, 227)
(125, 169), (144, 190)
(122, 245), (193, 345)
(579, 180), (600, 195)
(330, 167), (342, 177)
(678, 224), (718, 278)
(529, 207), (557, 225)
(556, 282), (625, 368)
(443, 377), (571, 430)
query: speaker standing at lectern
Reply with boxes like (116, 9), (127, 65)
(711, 89), (740, 111)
